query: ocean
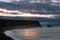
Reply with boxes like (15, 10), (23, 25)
(4, 27), (60, 40)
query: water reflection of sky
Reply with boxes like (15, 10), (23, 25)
(4, 28), (40, 40)
(4, 27), (60, 40)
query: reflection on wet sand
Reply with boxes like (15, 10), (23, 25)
(18, 29), (38, 40)
(5, 28), (40, 40)
(16, 29), (40, 40)
(20, 29), (38, 39)
(5, 27), (60, 40)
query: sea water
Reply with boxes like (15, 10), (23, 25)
(5, 27), (60, 40)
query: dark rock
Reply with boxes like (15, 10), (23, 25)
(47, 24), (53, 27)
(0, 19), (42, 28)
(0, 32), (13, 40)
(0, 19), (42, 40)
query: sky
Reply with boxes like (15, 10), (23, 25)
(0, 0), (60, 26)
(0, 0), (20, 3)
(0, 8), (57, 18)
(0, 0), (60, 3)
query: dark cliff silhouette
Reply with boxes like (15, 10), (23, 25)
(0, 19), (42, 40)
(0, 19), (42, 28)
(0, 32), (13, 40)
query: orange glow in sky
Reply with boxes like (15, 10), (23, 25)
(0, 8), (57, 18)
(0, 12), (55, 18)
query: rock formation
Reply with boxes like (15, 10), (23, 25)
(0, 32), (13, 40)
(0, 19), (42, 40)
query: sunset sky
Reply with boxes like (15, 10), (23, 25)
(0, 0), (60, 26)
(0, 0), (60, 3)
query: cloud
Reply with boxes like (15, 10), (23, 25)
(0, 0), (20, 3)
(0, 8), (58, 18)
(14, 0), (20, 2)
(0, 0), (60, 3)
(0, 0), (12, 2)
(51, 0), (60, 3)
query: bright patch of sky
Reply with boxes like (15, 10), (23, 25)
(26, 0), (60, 3)
(51, 0), (60, 6)
(0, 0), (20, 3)
(51, 0), (60, 3)
(0, 0), (12, 2)
(30, 0), (41, 3)
(0, 0), (60, 3)
(0, 8), (59, 18)
(14, 0), (20, 1)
